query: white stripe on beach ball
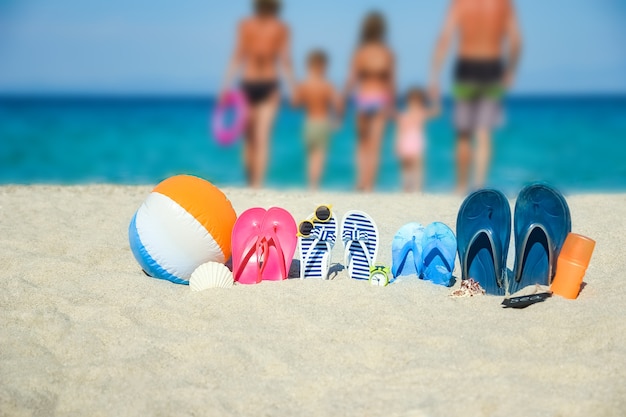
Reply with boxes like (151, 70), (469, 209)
(135, 192), (226, 282)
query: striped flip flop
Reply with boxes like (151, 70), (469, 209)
(341, 210), (379, 281)
(298, 211), (337, 279)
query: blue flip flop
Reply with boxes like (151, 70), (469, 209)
(391, 223), (425, 280)
(421, 222), (457, 287)
(510, 183), (571, 294)
(456, 189), (511, 295)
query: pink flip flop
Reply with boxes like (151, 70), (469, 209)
(232, 207), (266, 285)
(259, 207), (297, 281)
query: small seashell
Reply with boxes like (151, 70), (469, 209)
(450, 278), (485, 297)
(189, 262), (233, 291)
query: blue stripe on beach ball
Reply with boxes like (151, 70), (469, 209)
(128, 212), (188, 285)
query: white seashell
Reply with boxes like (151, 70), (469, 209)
(189, 262), (233, 291)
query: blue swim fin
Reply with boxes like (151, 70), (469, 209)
(510, 183), (571, 294)
(456, 189), (511, 295)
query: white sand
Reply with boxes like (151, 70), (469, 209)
(1, 185), (625, 416)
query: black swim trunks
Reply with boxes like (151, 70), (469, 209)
(240, 80), (279, 106)
(455, 59), (504, 87)
(453, 59), (506, 133)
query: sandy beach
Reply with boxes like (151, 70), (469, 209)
(1, 185), (625, 416)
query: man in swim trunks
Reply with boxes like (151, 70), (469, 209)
(292, 50), (341, 189)
(429, 0), (522, 193)
(221, 0), (295, 188)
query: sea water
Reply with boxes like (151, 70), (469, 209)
(1, 96), (625, 193)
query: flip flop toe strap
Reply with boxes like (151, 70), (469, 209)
(422, 240), (455, 274)
(343, 228), (374, 270)
(262, 224), (289, 280)
(464, 228), (504, 287)
(234, 232), (263, 283)
(515, 223), (554, 283)
(315, 228), (336, 247)
(301, 226), (334, 278)
(343, 229), (369, 242)
(392, 237), (421, 278)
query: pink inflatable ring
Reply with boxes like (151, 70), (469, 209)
(212, 90), (248, 146)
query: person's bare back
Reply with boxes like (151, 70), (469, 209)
(456, 0), (512, 59)
(430, 0), (521, 90)
(293, 50), (339, 120)
(353, 44), (395, 96)
(238, 17), (289, 81)
(296, 79), (336, 120)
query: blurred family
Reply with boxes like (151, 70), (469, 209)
(221, 0), (522, 193)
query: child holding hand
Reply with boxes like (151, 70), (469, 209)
(395, 88), (440, 192)
(292, 50), (341, 190)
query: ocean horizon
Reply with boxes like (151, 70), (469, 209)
(1, 94), (625, 194)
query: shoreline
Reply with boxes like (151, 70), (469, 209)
(1, 185), (625, 416)
(2, 183), (626, 195)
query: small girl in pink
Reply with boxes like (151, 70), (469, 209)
(395, 88), (440, 192)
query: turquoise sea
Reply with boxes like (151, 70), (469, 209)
(1, 96), (625, 193)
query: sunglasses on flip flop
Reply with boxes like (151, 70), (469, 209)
(296, 205), (333, 237)
(312, 205), (332, 223)
(297, 220), (315, 237)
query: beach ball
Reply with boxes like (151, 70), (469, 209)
(128, 175), (237, 285)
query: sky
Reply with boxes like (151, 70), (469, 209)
(0, 0), (625, 95)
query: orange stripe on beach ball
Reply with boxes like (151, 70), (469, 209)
(153, 175), (237, 260)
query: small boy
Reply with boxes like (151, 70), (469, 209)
(292, 50), (341, 190)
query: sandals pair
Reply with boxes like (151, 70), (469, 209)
(456, 183), (571, 295)
(298, 207), (380, 281)
(391, 222), (457, 287)
(231, 207), (297, 285)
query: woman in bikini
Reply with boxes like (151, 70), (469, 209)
(344, 11), (396, 192)
(221, 0), (295, 188)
